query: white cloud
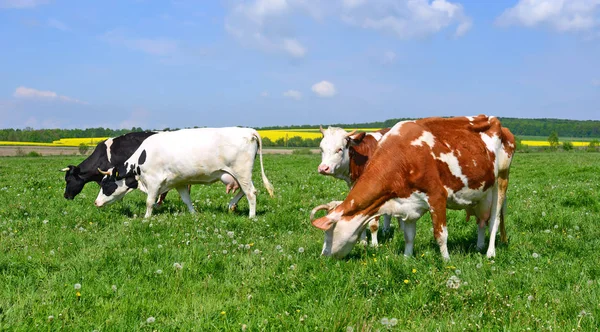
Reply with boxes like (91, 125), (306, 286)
(311, 80), (337, 97)
(497, 0), (600, 32)
(225, 0), (310, 58)
(0, 0), (48, 9)
(283, 89), (302, 100)
(383, 50), (396, 64)
(102, 30), (180, 56)
(48, 18), (69, 31)
(13, 86), (88, 104)
(342, 0), (473, 39)
(282, 38), (306, 58)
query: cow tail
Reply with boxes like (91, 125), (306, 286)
(253, 131), (275, 197)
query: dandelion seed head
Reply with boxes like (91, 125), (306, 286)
(532, 253), (539, 259)
(146, 316), (155, 324)
(48, 315), (54, 322)
(155, 269), (163, 275)
(275, 245), (282, 251)
(42, 219), (49, 224)
(390, 318), (398, 326)
(289, 264), (296, 270)
(528, 295), (534, 301)
(173, 262), (183, 270)
(227, 231), (234, 238)
(111, 285), (117, 292)
(244, 244), (251, 250)
(476, 263), (483, 269)
(381, 317), (389, 325)
(298, 247), (304, 253)
(123, 221), (129, 227)
(346, 327), (354, 332)
(222, 250), (228, 255)
(74, 283), (81, 290)
(455, 269), (461, 275)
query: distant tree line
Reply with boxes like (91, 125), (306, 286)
(0, 127), (145, 143)
(1, 118), (599, 145)
(262, 117), (600, 138)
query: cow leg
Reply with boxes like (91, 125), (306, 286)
(234, 175), (257, 218)
(144, 191), (159, 218)
(369, 218), (379, 247)
(429, 195), (450, 261)
(228, 191), (245, 211)
(359, 230), (368, 246)
(382, 214), (392, 233)
(402, 219), (417, 257)
(155, 192), (168, 206)
(176, 185), (195, 214)
(487, 172), (509, 258)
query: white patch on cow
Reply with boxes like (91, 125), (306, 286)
(380, 120), (412, 146)
(368, 132), (383, 141)
(480, 132), (500, 153)
(438, 152), (468, 186)
(437, 225), (450, 261)
(497, 144), (513, 171)
(104, 138), (114, 163)
(378, 192), (430, 221)
(473, 159), (477, 166)
(350, 199), (355, 208)
(410, 131), (435, 147)
(466, 116), (475, 122)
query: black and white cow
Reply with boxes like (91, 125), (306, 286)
(94, 127), (274, 218)
(61, 131), (158, 200)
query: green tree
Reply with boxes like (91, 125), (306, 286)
(562, 141), (573, 151)
(78, 143), (90, 155)
(548, 131), (559, 149)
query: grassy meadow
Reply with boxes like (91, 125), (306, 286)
(0, 152), (599, 330)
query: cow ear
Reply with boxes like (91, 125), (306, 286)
(346, 132), (366, 147)
(312, 216), (334, 230)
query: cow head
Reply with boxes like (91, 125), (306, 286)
(94, 164), (138, 207)
(310, 202), (369, 259)
(317, 126), (357, 179)
(61, 165), (85, 200)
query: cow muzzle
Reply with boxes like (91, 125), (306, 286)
(318, 164), (332, 175)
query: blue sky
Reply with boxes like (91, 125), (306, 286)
(0, 0), (599, 130)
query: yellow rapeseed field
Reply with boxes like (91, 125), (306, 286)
(0, 132), (593, 147)
(520, 140), (589, 147)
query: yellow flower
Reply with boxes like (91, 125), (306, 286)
(412, 269), (417, 273)
(76, 291), (81, 297)
(404, 280), (410, 284)
(373, 258), (377, 262)
(445, 265), (456, 269)
(221, 311), (226, 315)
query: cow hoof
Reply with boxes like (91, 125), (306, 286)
(486, 249), (496, 258)
(228, 204), (237, 212)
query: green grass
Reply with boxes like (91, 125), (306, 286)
(0, 153), (599, 330)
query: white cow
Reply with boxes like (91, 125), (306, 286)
(94, 127), (274, 218)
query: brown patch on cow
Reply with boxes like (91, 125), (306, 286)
(369, 222), (378, 234)
(347, 128), (390, 183)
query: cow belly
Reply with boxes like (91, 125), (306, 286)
(446, 186), (491, 210)
(378, 192), (430, 221)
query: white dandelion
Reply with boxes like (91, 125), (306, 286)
(146, 316), (155, 324)
(298, 247), (305, 253)
(74, 283), (81, 290)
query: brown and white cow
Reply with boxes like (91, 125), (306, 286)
(317, 126), (392, 246)
(311, 115), (515, 260)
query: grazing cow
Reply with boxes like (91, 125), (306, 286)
(317, 126), (392, 246)
(94, 127), (275, 218)
(310, 115), (515, 260)
(61, 132), (163, 199)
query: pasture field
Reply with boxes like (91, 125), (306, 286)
(0, 152), (599, 330)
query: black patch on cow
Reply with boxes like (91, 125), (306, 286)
(125, 176), (138, 189)
(138, 150), (147, 165)
(100, 177), (118, 196)
(137, 166), (141, 175)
